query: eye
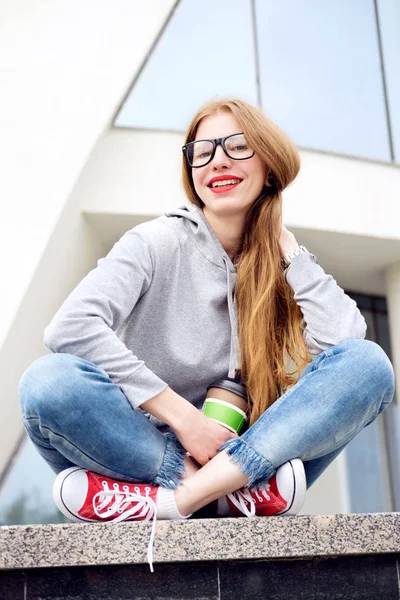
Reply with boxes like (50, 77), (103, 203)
(229, 143), (249, 152)
(196, 150), (212, 159)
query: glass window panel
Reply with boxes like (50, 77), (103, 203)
(342, 298), (397, 512)
(384, 401), (400, 510)
(345, 417), (392, 513)
(377, 0), (400, 162)
(347, 293), (372, 312)
(375, 311), (392, 358)
(255, 0), (391, 162)
(0, 436), (66, 525)
(373, 296), (388, 315)
(115, 0), (258, 131)
(361, 309), (376, 342)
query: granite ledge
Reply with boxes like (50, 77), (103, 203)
(0, 513), (399, 570)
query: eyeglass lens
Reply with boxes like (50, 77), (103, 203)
(187, 134), (253, 167)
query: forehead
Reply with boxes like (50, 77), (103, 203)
(195, 111), (242, 141)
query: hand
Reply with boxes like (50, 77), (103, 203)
(279, 223), (300, 257)
(173, 406), (238, 466)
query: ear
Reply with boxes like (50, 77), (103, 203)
(265, 171), (274, 188)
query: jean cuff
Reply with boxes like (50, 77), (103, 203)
(218, 438), (276, 489)
(149, 432), (187, 489)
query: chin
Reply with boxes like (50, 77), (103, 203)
(204, 200), (251, 218)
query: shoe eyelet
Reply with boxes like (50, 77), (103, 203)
(123, 485), (129, 492)
(113, 483), (119, 490)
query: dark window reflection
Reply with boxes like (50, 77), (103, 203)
(346, 292), (399, 512)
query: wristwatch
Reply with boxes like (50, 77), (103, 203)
(280, 245), (309, 271)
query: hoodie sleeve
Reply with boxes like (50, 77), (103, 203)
(284, 251), (367, 355)
(43, 227), (169, 408)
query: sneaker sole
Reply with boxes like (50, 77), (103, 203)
(53, 466), (96, 523)
(276, 459), (306, 516)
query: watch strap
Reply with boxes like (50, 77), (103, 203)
(280, 245), (309, 271)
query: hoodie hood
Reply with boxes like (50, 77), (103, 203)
(165, 200), (240, 380)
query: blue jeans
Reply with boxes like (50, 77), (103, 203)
(19, 339), (395, 490)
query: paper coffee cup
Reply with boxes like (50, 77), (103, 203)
(202, 398), (247, 434)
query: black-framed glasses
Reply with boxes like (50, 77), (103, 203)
(182, 133), (255, 168)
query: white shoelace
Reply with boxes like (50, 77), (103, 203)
(93, 482), (157, 572)
(227, 483), (271, 517)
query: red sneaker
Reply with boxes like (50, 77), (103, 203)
(53, 467), (158, 523)
(53, 467), (160, 571)
(218, 459), (306, 517)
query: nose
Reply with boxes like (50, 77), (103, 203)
(211, 144), (232, 170)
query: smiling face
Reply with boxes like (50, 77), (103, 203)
(191, 110), (269, 219)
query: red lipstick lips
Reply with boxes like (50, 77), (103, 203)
(208, 175), (243, 186)
(208, 175), (243, 194)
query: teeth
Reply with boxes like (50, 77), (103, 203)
(210, 179), (241, 188)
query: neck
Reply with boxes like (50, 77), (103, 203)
(202, 206), (244, 261)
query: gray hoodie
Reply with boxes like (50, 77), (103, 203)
(44, 200), (366, 426)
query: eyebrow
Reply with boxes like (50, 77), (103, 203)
(193, 133), (244, 142)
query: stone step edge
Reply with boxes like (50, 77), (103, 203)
(1, 513), (398, 570)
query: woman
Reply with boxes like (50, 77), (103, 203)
(19, 98), (394, 553)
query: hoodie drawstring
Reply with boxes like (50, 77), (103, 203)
(223, 257), (240, 379)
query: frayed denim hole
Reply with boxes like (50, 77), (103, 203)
(149, 433), (186, 489)
(218, 438), (275, 488)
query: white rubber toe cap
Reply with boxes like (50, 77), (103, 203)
(52, 467), (90, 522)
(276, 458), (306, 516)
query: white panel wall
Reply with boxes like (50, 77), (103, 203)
(0, 0), (176, 474)
(284, 150), (400, 239)
(0, 0), (176, 348)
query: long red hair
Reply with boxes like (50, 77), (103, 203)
(182, 98), (311, 424)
